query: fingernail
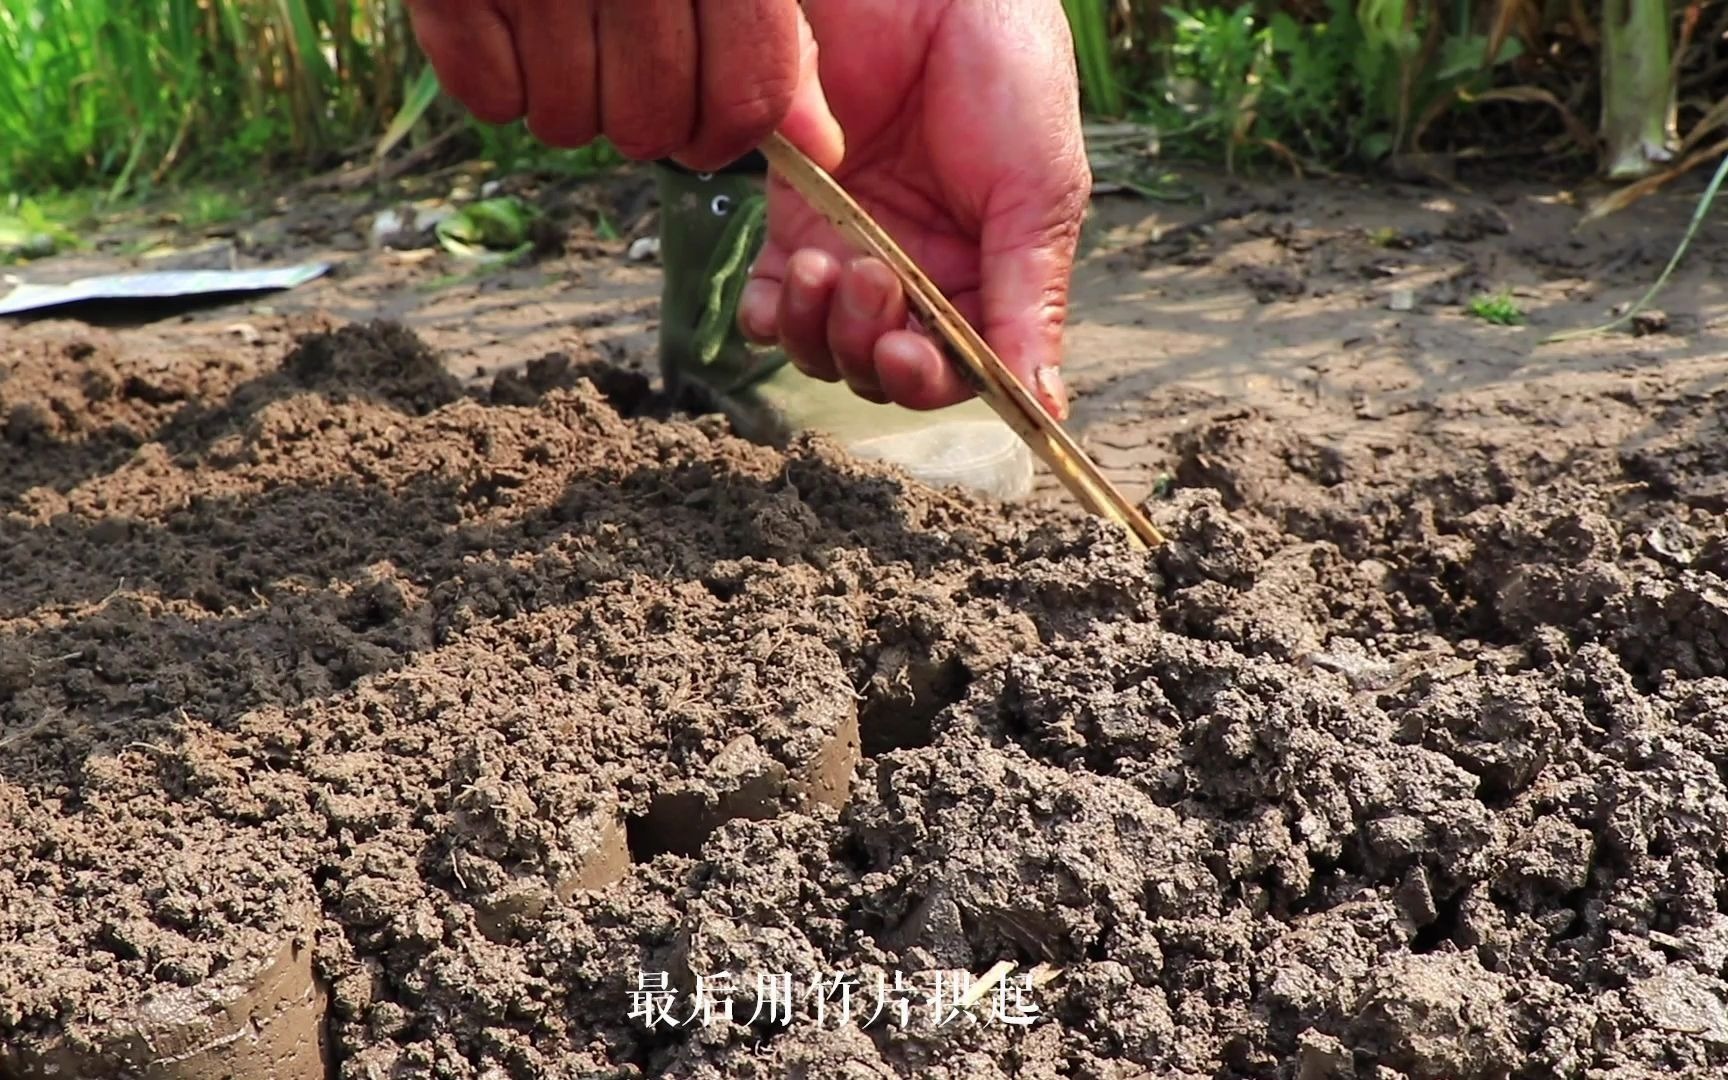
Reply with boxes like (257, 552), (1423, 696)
(792, 259), (827, 294)
(842, 261), (890, 320)
(1036, 366), (1070, 421)
(738, 279), (777, 342)
(787, 250), (833, 299)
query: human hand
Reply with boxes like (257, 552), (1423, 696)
(402, 0), (844, 171)
(737, 0), (1089, 419)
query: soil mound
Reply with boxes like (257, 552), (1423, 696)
(3, 320), (1727, 1079)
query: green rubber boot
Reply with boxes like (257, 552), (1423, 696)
(654, 162), (1033, 502)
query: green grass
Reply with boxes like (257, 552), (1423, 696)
(1467, 291), (1525, 326)
(1064, 0), (1125, 117)
(0, 0), (416, 196)
(164, 188), (249, 231)
(1053, 0), (1685, 183)
(1, 204), (71, 262)
(0, 0), (634, 250)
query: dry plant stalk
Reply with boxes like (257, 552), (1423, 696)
(757, 133), (1166, 551)
(952, 960), (1065, 1013)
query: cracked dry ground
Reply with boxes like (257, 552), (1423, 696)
(2, 318), (1728, 1080)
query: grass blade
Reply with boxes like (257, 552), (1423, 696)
(376, 66), (443, 162)
(1063, 0), (1125, 118)
(1545, 142), (1728, 343)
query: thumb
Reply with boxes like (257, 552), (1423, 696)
(774, 9), (844, 172)
(979, 182), (1087, 422)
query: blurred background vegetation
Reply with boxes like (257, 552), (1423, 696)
(0, 0), (1714, 214)
(1062, 0), (1698, 203)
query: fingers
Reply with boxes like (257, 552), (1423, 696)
(404, 0), (524, 124)
(746, 250), (986, 412)
(827, 259), (906, 403)
(679, 3), (839, 171)
(773, 250), (841, 384)
(778, 9), (845, 171)
(759, 251), (908, 403)
(975, 205), (1080, 421)
(875, 331), (970, 409)
(409, 0), (833, 167)
(596, 1), (696, 159)
(928, 0), (1090, 421)
(972, 159), (1088, 421)
(514, 0), (599, 147)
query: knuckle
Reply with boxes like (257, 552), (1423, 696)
(606, 106), (693, 161)
(611, 138), (679, 161)
(701, 76), (796, 143)
(526, 111), (596, 149)
(451, 86), (522, 126)
(1038, 169), (1092, 256)
(464, 88), (524, 126)
(681, 140), (752, 173)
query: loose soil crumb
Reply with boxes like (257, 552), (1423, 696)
(3, 314), (1728, 1080)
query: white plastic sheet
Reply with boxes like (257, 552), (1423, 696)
(0, 264), (329, 317)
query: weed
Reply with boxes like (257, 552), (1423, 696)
(1141, 0), (1374, 168)
(0, 192), (90, 261)
(1548, 148), (1728, 342)
(470, 125), (625, 179)
(163, 189), (248, 231)
(1150, 4), (1272, 165)
(1467, 291), (1524, 325)
(435, 196), (540, 261)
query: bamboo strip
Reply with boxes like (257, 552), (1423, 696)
(758, 133), (1165, 550)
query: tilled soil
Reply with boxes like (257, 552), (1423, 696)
(3, 317), (1728, 1079)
